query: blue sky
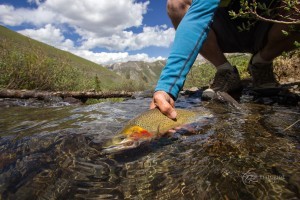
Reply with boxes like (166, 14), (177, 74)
(0, 0), (175, 64)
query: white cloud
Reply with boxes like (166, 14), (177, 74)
(18, 24), (70, 48)
(0, 0), (149, 36)
(46, 0), (149, 36)
(0, 5), (23, 26)
(1, 0), (173, 64)
(71, 50), (165, 65)
(27, 0), (44, 6)
(0, 4), (57, 26)
(17, 24), (165, 65)
(81, 25), (175, 51)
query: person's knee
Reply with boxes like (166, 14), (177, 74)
(167, 0), (192, 29)
(167, 0), (191, 18)
(167, 0), (192, 28)
(266, 23), (297, 44)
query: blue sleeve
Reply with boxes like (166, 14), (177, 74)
(155, 0), (220, 100)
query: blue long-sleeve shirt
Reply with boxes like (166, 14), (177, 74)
(155, 0), (221, 99)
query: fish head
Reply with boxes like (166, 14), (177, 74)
(102, 125), (154, 154)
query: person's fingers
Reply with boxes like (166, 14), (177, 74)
(150, 91), (177, 119)
(149, 100), (156, 109)
(155, 97), (176, 118)
(150, 91), (166, 109)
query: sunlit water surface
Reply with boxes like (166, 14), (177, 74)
(0, 96), (299, 199)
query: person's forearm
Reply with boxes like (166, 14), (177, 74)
(155, 0), (220, 100)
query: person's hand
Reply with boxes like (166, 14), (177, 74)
(150, 91), (177, 120)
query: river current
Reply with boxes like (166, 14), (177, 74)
(0, 96), (299, 199)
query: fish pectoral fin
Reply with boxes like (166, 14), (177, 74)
(157, 124), (162, 136)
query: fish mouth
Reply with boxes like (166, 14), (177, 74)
(102, 138), (144, 154)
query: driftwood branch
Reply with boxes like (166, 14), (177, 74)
(0, 89), (134, 100)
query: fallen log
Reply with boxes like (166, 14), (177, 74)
(0, 89), (134, 101)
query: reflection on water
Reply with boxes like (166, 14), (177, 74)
(0, 97), (299, 199)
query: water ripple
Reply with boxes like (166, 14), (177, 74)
(0, 97), (299, 199)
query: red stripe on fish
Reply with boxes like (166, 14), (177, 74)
(129, 129), (153, 140)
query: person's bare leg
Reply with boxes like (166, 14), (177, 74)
(167, 0), (192, 29)
(200, 30), (228, 67)
(167, 0), (228, 68)
(250, 3), (300, 87)
(259, 24), (300, 62)
(256, 1), (300, 62)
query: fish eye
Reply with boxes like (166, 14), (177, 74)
(124, 140), (134, 146)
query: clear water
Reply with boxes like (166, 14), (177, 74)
(0, 96), (299, 199)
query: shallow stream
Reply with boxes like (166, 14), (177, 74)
(0, 96), (299, 199)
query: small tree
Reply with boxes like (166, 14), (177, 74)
(229, 0), (299, 47)
(94, 75), (102, 91)
(229, 0), (299, 25)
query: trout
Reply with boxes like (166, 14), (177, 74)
(103, 108), (212, 153)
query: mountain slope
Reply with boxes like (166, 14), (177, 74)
(0, 25), (124, 91)
(108, 60), (165, 86)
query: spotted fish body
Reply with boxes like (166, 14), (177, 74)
(103, 108), (212, 153)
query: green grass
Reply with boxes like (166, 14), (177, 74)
(227, 54), (251, 79)
(0, 26), (146, 92)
